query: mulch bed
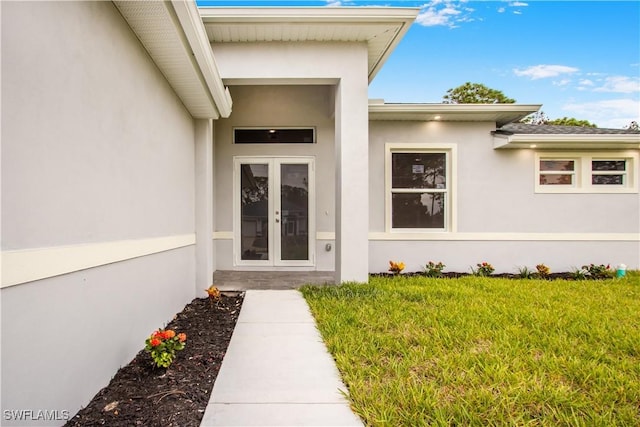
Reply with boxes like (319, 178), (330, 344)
(65, 293), (243, 427)
(371, 272), (610, 280)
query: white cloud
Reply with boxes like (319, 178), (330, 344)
(513, 10), (522, 15)
(579, 79), (595, 86)
(416, 1), (470, 27)
(563, 98), (640, 129)
(513, 64), (579, 80)
(593, 76), (640, 93)
(510, 1), (528, 6)
(497, 7), (505, 13)
(553, 79), (571, 87)
(326, 0), (342, 6)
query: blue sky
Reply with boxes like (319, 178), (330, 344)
(200, 1), (640, 129)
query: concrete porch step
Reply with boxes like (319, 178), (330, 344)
(212, 271), (335, 291)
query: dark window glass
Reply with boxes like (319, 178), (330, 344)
(540, 174), (573, 185)
(592, 160), (626, 171)
(592, 175), (624, 185)
(392, 193), (445, 229)
(392, 153), (446, 189)
(540, 160), (575, 171)
(235, 129), (315, 144)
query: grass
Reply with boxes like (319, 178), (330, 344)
(301, 271), (640, 426)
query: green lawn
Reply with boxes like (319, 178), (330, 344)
(301, 272), (640, 426)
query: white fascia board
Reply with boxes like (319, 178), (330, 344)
(370, 103), (542, 124)
(368, 14), (414, 81)
(199, 7), (420, 22)
(171, 0), (232, 118)
(494, 134), (640, 150)
(369, 103), (542, 115)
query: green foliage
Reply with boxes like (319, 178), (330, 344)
(521, 111), (598, 128)
(547, 117), (597, 127)
(443, 82), (515, 104)
(424, 261), (446, 277)
(582, 263), (615, 280)
(517, 266), (534, 279)
(144, 329), (187, 369)
(471, 262), (495, 276)
(570, 267), (588, 280)
(302, 274), (640, 426)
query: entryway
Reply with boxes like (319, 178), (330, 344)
(213, 270), (335, 291)
(234, 157), (315, 267)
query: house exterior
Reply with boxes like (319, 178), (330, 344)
(1, 1), (638, 424)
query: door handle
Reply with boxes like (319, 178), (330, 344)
(275, 219), (280, 223)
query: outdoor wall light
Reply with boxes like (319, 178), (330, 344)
(325, 243), (332, 251)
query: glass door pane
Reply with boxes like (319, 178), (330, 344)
(279, 163), (309, 261)
(240, 163), (269, 261)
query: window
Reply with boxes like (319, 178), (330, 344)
(234, 128), (315, 144)
(539, 160), (576, 186)
(535, 152), (638, 193)
(386, 144), (456, 232)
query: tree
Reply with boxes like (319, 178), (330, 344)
(521, 111), (598, 128)
(443, 82), (516, 104)
(546, 117), (597, 127)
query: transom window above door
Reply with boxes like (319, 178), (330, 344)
(234, 128), (316, 144)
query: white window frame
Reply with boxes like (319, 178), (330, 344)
(385, 143), (457, 233)
(535, 151), (638, 194)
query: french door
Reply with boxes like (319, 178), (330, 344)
(234, 157), (315, 267)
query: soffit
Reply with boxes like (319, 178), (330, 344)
(368, 103), (542, 127)
(113, 1), (231, 119)
(199, 7), (419, 82)
(492, 134), (640, 150)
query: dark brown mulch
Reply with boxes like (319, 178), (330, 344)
(371, 272), (610, 280)
(65, 293), (243, 427)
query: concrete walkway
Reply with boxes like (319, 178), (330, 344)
(200, 290), (363, 427)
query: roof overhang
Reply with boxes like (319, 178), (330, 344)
(113, 0), (232, 119)
(369, 103), (542, 127)
(199, 7), (419, 83)
(492, 133), (640, 150)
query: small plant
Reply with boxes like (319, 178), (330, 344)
(206, 284), (221, 306)
(388, 261), (406, 275)
(536, 264), (551, 279)
(145, 329), (187, 368)
(471, 262), (494, 277)
(570, 267), (588, 280)
(517, 266), (534, 279)
(424, 261), (446, 277)
(582, 264), (614, 280)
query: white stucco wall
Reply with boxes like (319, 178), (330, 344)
(213, 85), (336, 270)
(1, 2), (197, 424)
(211, 42), (370, 281)
(368, 120), (640, 273)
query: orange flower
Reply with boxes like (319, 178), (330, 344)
(152, 331), (164, 340)
(150, 338), (161, 347)
(177, 333), (187, 343)
(164, 330), (176, 339)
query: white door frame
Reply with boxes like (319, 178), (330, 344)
(233, 156), (316, 268)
